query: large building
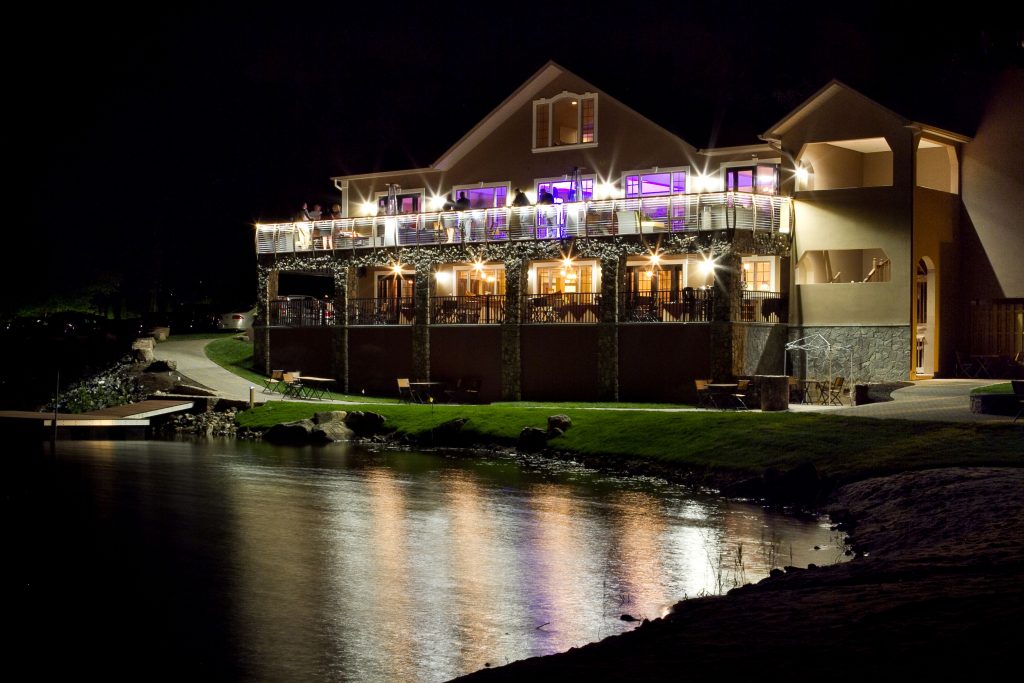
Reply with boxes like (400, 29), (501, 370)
(253, 63), (1023, 403)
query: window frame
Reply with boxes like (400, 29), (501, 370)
(717, 159), (782, 194)
(449, 182), (512, 209)
(533, 174), (598, 203)
(373, 187), (426, 214)
(532, 92), (599, 153)
(620, 166), (691, 198)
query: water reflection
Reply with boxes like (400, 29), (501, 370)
(17, 440), (844, 682)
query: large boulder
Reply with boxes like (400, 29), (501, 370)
(264, 419), (316, 443)
(344, 411), (387, 436)
(145, 359), (177, 373)
(518, 427), (548, 453)
(547, 414), (572, 434)
(312, 422), (355, 443)
(314, 411), (348, 425)
(132, 338), (156, 364)
(432, 417), (469, 445)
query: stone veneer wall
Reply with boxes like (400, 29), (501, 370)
(787, 325), (912, 383)
(734, 323), (788, 377)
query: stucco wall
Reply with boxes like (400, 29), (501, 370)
(961, 68), (1024, 299)
(788, 325), (912, 383)
(791, 188), (911, 327)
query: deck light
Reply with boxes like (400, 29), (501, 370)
(392, 263), (404, 276)
(562, 257), (573, 268)
(361, 201), (378, 216)
(649, 253), (661, 267)
(795, 166), (810, 185)
(430, 195), (447, 211)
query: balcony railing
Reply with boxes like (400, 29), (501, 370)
(523, 293), (602, 323)
(740, 290), (788, 323)
(255, 192), (793, 254)
(432, 295), (505, 324)
(620, 289), (716, 322)
(348, 297), (416, 325)
(268, 291), (785, 327)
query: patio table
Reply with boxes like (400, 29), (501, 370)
(298, 376), (334, 400)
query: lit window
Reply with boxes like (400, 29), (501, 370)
(536, 178), (594, 203)
(726, 165), (778, 194)
(533, 93), (598, 150)
(624, 170), (687, 198)
(450, 184), (509, 209)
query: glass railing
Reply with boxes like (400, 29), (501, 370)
(255, 192), (792, 254)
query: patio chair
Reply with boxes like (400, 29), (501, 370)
(732, 379), (750, 410)
(825, 376), (845, 405)
(788, 376), (804, 404)
(397, 377), (421, 403)
(262, 369), (284, 394)
(281, 372), (304, 398)
(694, 379), (713, 409)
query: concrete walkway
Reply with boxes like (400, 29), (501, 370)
(152, 338), (363, 405)
(154, 339), (1016, 423)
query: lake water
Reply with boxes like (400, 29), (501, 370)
(10, 439), (844, 682)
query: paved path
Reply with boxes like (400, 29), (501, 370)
(154, 339), (1016, 422)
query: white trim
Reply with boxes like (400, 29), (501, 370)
(334, 179), (350, 218)
(531, 142), (599, 154)
(698, 144), (775, 157)
(332, 167), (438, 182)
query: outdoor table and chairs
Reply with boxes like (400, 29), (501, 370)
(298, 376), (335, 400)
(410, 381), (445, 402)
(797, 379), (827, 404)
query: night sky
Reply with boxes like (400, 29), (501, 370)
(7, 4), (1020, 316)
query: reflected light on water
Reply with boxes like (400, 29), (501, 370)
(28, 441), (845, 682)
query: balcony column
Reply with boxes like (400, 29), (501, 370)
(500, 260), (528, 401)
(709, 250), (742, 382)
(596, 255), (624, 401)
(412, 268), (432, 382)
(252, 268), (278, 375)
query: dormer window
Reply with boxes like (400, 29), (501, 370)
(533, 92), (597, 151)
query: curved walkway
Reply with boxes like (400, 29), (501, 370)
(154, 339), (1014, 423)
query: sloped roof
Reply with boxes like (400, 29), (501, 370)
(430, 60), (698, 171)
(761, 79), (971, 143)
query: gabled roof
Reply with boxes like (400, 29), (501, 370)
(431, 60), (696, 171)
(760, 79), (971, 144)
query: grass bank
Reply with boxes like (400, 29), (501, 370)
(236, 401), (1024, 485)
(970, 382), (1013, 394)
(208, 337), (1022, 486)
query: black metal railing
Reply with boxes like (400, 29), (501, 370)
(522, 292), (603, 323)
(620, 289), (716, 322)
(740, 290), (787, 323)
(431, 295), (505, 324)
(348, 297), (416, 325)
(269, 297), (336, 326)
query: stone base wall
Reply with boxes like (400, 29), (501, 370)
(788, 325), (911, 383)
(735, 323), (788, 377)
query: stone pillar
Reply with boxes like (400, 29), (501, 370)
(500, 260), (528, 401)
(709, 251), (742, 382)
(333, 264), (351, 392)
(596, 255), (623, 401)
(412, 268), (432, 381)
(253, 267), (278, 375)
(757, 375), (789, 411)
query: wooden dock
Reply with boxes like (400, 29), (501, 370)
(0, 399), (195, 439)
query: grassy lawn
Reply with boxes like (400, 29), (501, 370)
(210, 336), (1023, 484)
(970, 382), (1013, 394)
(204, 336), (394, 404)
(236, 401), (1024, 484)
